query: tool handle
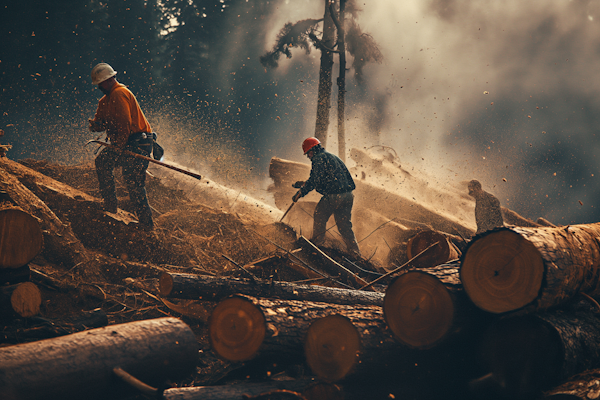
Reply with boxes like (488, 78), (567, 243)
(86, 140), (202, 180)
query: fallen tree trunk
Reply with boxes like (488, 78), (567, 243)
(383, 262), (492, 349)
(460, 225), (600, 314)
(160, 272), (384, 306)
(208, 294), (395, 366)
(476, 299), (600, 399)
(1, 281), (42, 318)
(0, 317), (198, 400)
(0, 207), (43, 269)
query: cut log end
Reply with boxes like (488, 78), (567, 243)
(461, 229), (544, 314)
(0, 208), (43, 269)
(406, 230), (459, 269)
(208, 296), (266, 362)
(304, 314), (360, 382)
(159, 272), (174, 297)
(383, 271), (454, 349)
(11, 281), (41, 317)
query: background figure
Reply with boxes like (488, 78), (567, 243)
(292, 137), (361, 257)
(468, 179), (504, 235)
(88, 62), (154, 230)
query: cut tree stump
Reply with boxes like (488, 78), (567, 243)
(383, 262), (492, 349)
(1, 281), (42, 318)
(208, 294), (396, 368)
(460, 225), (600, 314)
(160, 272), (385, 306)
(0, 317), (198, 400)
(476, 299), (600, 399)
(0, 207), (43, 269)
(405, 230), (460, 269)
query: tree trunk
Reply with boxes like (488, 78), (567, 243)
(314, 0), (336, 146)
(383, 262), (493, 349)
(477, 299), (600, 399)
(333, 0), (347, 162)
(208, 294), (394, 366)
(405, 230), (461, 269)
(0, 160), (89, 267)
(160, 272), (384, 306)
(460, 224), (600, 314)
(1, 281), (42, 318)
(0, 207), (43, 269)
(0, 317), (198, 400)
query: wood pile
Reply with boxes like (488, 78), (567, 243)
(2, 151), (600, 400)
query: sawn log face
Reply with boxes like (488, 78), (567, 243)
(461, 224), (600, 314)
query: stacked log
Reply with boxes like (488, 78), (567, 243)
(159, 272), (385, 306)
(0, 317), (198, 400)
(383, 261), (492, 349)
(477, 299), (600, 398)
(0, 206), (44, 319)
(460, 225), (600, 314)
(207, 294), (394, 366)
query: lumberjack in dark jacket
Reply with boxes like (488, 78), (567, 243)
(293, 137), (360, 256)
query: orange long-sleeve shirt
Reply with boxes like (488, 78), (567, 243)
(90, 83), (151, 147)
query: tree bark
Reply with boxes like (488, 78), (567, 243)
(477, 299), (600, 399)
(0, 207), (43, 269)
(383, 262), (493, 350)
(331, 0), (347, 162)
(160, 272), (384, 306)
(0, 317), (198, 400)
(460, 224), (600, 314)
(208, 294), (395, 366)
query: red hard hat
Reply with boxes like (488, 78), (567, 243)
(302, 137), (321, 154)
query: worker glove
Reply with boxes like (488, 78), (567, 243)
(292, 191), (302, 202)
(292, 181), (305, 188)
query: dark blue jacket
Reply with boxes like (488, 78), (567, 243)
(300, 148), (355, 197)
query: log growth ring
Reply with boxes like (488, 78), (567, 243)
(208, 296), (266, 362)
(383, 272), (454, 349)
(461, 229), (544, 314)
(305, 314), (360, 382)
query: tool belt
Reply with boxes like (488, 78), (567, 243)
(128, 132), (164, 160)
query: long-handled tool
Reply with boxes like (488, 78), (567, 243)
(279, 200), (296, 222)
(85, 140), (202, 180)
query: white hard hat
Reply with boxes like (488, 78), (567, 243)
(91, 63), (117, 85)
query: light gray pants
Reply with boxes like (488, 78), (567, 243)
(312, 191), (360, 255)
